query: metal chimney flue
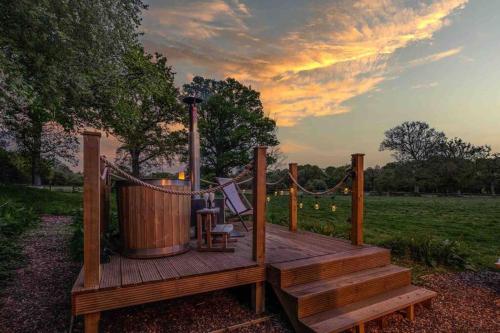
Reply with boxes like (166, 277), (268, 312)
(183, 96), (203, 198)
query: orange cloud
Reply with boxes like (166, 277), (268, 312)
(143, 0), (469, 126)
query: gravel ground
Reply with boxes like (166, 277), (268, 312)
(0, 215), (80, 333)
(0, 215), (498, 333)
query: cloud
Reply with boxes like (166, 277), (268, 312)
(411, 81), (439, 89)
(142, 0), (469, 126)
(408, 47), (463, 67)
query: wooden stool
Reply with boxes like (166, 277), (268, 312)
(196, 208), (235, 252)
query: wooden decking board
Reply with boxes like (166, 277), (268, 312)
(268, 247), (391, 288)
(301, 286), (437, 333)
(285, 265), (410, 298)
(152, 257), (179, 281)
(100, 256), (122, 289)
(121, 257), (142, 286)
(292, 265), (412, 318)
(167, 250), (213, 276)
(136, 258), (162, 283)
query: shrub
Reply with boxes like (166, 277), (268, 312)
(0, 202), (39, 288)
(378, 236), (472, 269)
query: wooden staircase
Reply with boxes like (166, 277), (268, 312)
(268, 247), (436, 333)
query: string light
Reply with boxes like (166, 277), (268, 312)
(343, 187), (349, 195)
(289, 187), (294, 195)
(266, 196), (271, 202)
(299, 202), (303, 209)
(331, 203), (337, 212)
(279, 190), (284, 196)
(178, 171), (185, 180)
(314, 202), (320, 210)
(242, 189), (246, 194)
(274, 191), (278, 196)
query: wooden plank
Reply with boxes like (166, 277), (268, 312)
(268, 247), (391, 288)
(286, 265), (411, 318)
(121, 257), (142, 286)
(100, 255), (121, 290)
(300, 286), (437, 333)
(153, 257), (179, 281)
(73, 265), (266, 315)
(168, 250), (212, 276)
(72, 267), (86, 293)
(289, 163), (298, 232)
(136, 258), (162, 283)
(83, 131), (101, 288)
(351, 154), (364, 245)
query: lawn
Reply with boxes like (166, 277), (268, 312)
(267, 194), (500, 269)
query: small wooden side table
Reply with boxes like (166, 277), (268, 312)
(196, 208), (234, 252)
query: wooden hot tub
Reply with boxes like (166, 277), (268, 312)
(116, 179), (191, 258)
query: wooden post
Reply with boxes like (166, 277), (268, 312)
(406, 304), (415, 321)
(289, 163), (298, 232)
(252, 146), (267, 314)
(83, 132), (102, 333)
(351, 153), (364, 246)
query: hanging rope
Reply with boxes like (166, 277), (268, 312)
(288, 169), (352, 196)
(100, 156), (253, 196)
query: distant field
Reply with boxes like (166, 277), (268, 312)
(267, 194), (500, 268)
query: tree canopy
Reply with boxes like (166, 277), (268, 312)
(0, 0), (146, 184)
(183, 76), (279, 177)
(102, 46), (185, 176)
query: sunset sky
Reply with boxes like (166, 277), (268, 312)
(99, 0), (500, 169)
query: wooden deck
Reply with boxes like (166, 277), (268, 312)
(71, 223), (361, 315)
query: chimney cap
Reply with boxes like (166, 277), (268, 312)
(182, 96), (203, 104)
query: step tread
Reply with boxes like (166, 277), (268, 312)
(270, 247), (389, 271)
(301, 285), (437, 333)
(285, 265), (410, 298)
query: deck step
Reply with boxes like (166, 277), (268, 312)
(284, 265), (411, 318)
(268, 247), (391, 288)
(300, 285), (437, 333)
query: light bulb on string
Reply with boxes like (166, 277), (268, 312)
(279, 190), (284, 196)
(299, 202), (303, 209)
(274, 191), (278, 196)
(343, 187), (349, 195)
(266, 196), (271, 202)
(331, 195), (336, 212)
(314, 196), (319, 210)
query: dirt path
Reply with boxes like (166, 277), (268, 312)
(0, 215), (498, 332)
(0, 215), (80, 333)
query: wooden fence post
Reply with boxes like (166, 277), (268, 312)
(252, 146), (267, 314)
(289, 163), (298, 232)
(351, 153), (364, 246)
(83, 131), (102, 333)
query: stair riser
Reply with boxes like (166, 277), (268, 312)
(280, 250), (391, 288)
(297, 270), (411, 318)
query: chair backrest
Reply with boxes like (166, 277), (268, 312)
(216, 177), (251, 214)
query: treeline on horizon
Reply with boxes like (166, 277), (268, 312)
(263, 121), (500, 195)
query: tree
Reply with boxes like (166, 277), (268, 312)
(103, 46), (185, 176)
(183, 77), (278, 176)
(380, 121), (446, 192)
(0, 0), (146, 184)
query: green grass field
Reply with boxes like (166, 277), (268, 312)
(1, 185), (498, 276)
(267, 194), (500, 268)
